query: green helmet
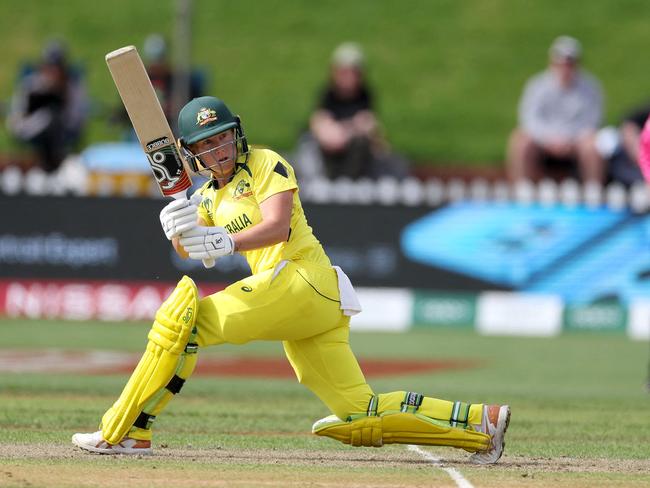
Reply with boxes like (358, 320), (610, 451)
(178, 96), (249, 175)
(178, 96), (240, 145)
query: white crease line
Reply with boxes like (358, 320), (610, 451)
(408, 444), (474, 488)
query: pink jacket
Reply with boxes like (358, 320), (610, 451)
(639, 116), (650, 183)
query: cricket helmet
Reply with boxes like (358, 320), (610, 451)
(178, 96), (249, 175)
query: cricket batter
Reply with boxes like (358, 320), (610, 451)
(72, 96), (510, 463)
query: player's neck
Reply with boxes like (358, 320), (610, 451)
(211, 176), (231, 189)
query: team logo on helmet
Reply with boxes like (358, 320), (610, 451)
(196, 107), (218, 126)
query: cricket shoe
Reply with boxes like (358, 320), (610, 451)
(469, 404), (510, 465)
(71, 431), (152, 455)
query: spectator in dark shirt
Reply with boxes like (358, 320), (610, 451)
(295, 42), (408, 182)
(112, 34), (206, 137)
(6, 40), (89, 172)
(599, 105), (648, 185)
(143, 34), (205, 126)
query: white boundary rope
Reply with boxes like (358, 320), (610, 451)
(407, 445), (475, 488)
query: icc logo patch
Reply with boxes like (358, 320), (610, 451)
(201, 197), (213, 211)
(233, 179), (253, 200)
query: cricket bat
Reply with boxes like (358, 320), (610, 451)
(105, 45), (190, 198)
(105, 45), (215, 267)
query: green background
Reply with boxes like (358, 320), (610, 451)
(1, 0), (650, 167)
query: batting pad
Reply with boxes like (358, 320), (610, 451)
(101, 276), (199, 445)
(312, 412), (490, 451)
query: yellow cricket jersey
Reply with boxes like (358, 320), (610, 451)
(193, 147), (331, 275)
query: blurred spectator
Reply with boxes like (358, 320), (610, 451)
(294, 42), (408, 182)
(6, 40), (89, 172)
(143, 34), (206, 124)
(112, 34), (206, 137)
(594, 104), (647, 185)
(638, 115), (650, 184)
(506, 36), (604, 184)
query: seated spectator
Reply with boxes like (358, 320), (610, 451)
(112, 34), (206, 137)
(294, 42), (408, 182)
(594, 104), (648, 185)
(143, 34), (206, 125)
(6, 40), (89, 172)
(637, 115), (650, 184)
(506, 36), (604, 184)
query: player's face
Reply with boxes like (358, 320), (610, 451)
(191, 129), (237, 180)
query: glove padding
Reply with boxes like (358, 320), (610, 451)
(159, 196), (200, 240)
(179, 226), (235, 261)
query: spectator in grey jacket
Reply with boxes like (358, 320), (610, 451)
(506, 36), (605, 184)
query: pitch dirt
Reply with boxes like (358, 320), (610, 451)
(0, 349), (479, 378)
(1, 444), (649, 488)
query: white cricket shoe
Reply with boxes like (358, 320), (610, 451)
(72, 430), (152, 455)
(469, 404), (510, 464)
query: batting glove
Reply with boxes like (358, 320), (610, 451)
(179, 226), (235, 261)
(159, 196), (200, 240)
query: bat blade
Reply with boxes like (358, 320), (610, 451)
(105, 45), (191, 197)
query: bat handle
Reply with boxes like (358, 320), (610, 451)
(170, 192), (216, 269)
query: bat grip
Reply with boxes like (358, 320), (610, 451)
(170, 191), (216, 269)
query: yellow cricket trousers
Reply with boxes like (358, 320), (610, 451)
(195, 259), (374, 419)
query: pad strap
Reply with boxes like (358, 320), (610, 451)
(165, 374), (186, 394)
(450, 401), (471, 428)
(366, 395), (379, 417)
(400, 392), (424, 413)
(133, 411), (155, 430)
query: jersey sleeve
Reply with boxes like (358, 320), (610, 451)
(253, 150), (298, 203)
(192, 184), (214, 226)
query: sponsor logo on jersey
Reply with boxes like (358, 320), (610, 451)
(196, 107), (218, 126)
(225, 213), (253, 234)
(233, 179), (253, 200)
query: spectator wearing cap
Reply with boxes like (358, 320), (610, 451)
(143, 34), (175, 121)
(6, 39), (89, 172)
(143, 34), (205, 125)
(295, 42), (408, 181)
(112, 34), (206, 136)
(506, 36), (605, 184)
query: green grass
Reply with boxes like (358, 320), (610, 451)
(1, 0), (650, 166)
(1, 319), (650, 486)
(0, 319), (649, 462)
